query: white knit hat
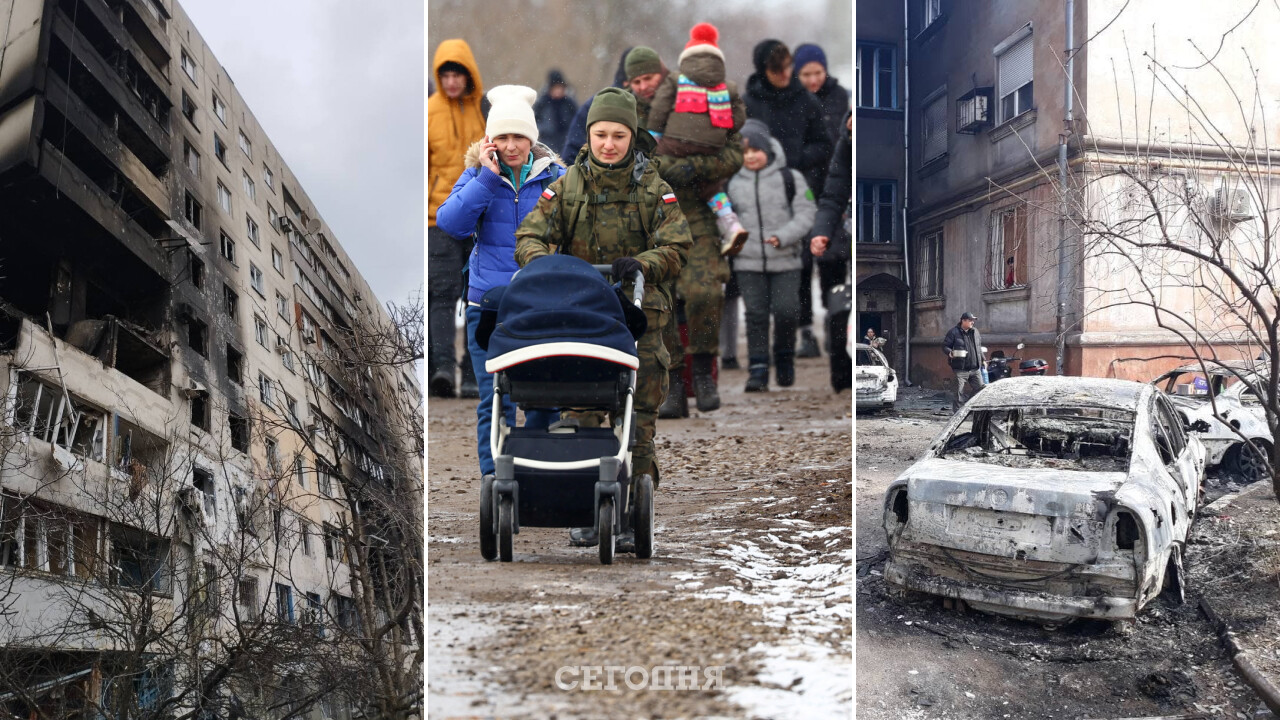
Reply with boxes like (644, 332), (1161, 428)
(485, 85), (539, 143)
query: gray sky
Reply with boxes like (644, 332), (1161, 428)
(183, 0), (425, 309)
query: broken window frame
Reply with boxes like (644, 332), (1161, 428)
(192, 467), (216, 518)
(219, 230), (236, 265)
(228, 414), (250, 453)
(222, 284), (238, 321)
(0, 495), (101, 578)
(183, 191), (202, 230)
(265, 435), (281, 473)
(12, 371), (108, 463)
(180, 48), (197, 83)
(236, 575), (259, 621)
(180, 90), (197, 127)
(213, 133), (228, 166)
(110, 524), (172, 595)
(190, 390), (210, 432)
(226, 345), (244, 384)
(211, 92), (226, 125)
(275, 582), (295, 624)
(187, 316), (208, 357)
(183, 138), (200, 177)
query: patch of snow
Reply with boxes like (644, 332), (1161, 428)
(727, 640), (852, 720)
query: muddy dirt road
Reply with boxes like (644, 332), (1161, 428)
(428, 357), (852, 719)
(855, 402), (1263, 719)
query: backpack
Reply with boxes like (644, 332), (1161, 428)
(556, 157), (660, 244)
(780, 166), (795, 215)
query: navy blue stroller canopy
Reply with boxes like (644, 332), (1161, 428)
(484, 255), (640, 373)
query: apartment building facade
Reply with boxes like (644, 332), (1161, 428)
(903, 0), (1280, 387)
(855, 0), (908, 372)
(0, 0), (422, 715)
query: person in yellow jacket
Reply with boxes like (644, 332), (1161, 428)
(428, 39), (486, 399)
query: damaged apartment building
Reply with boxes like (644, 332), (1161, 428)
(0, 0), (423, 715)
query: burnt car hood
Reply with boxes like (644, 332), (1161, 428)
(899, 458), (1126, 563)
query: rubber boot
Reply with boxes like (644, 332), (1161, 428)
(658, 369), (688, 418)
(691, 354), (721, 412)
(458, 347), (479, 398)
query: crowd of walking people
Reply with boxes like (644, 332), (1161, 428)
(427, 26), (853, 515)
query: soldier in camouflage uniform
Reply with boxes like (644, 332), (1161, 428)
(622, 47), (744, 417)
(515, 88), (691, 544)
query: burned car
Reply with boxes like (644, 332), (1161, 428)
(855, 343), (897, 411)
(1152, 361), (1271, 482)
(882, 376), (1205, 623)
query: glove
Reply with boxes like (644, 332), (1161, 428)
(614, 288), (648, 339)
(611, 257), (643, 283)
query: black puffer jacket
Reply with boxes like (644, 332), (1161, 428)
(744, 73), (833, 198)
(813, 111), (851, 264)
(812, 76), (851, 144)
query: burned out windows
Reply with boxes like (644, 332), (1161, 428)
(193, 559), (219, 620)
(219, 231), (236, 264)
(305, 591), (324, 635)
(184, 192), (202, 230)
(214, 134), (228, 165)
(226, 345), (244, 384)
(189, 255), (205, 288)
(190, 390), (210, 431)
(222, 284), (238, 320)
(183, 139), (200, 176)
(187, 317), (208, 357)
(334, 593), (358, 632)
(275, 583), (295, 624)
(111, 526), (171, 594)
(192, 468), (216, 518)
(181, 91), (197, 127)
(0, 497), (100, 578)
(988, 204), (1027, 290)
(323, 523), (341, 560)
(13, 373), (108, 462)
(254, 315), (268, 347)
(228, 414), (249, 452)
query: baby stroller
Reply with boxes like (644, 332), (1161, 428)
(477, 254), (653, 565)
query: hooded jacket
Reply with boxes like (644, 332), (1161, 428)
(435, 141), (567, 303)
(743, 72), (833, 198)
(428, 40), (486, 226)
(533, 71), (578, 156)
(727, 137), (817, 274)
(811, 75), (851, 143)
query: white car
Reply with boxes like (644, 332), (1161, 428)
(1152, 361), (1271, 482)
(855, 343), (896, 411)
(883, 376), (1206, 623)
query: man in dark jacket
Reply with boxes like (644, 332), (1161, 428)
(942, 312), (987, 412)
(744, 39), (833, 358)
(533, 69), (576, 156)
(793, 43), (851, 144)
(561, 49), (632, 160)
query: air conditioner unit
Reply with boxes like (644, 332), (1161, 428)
(279, 216), (295, 233)
(302, 330), (317, 344)
(275, 338), (290, 354)
(1213, 187), (1253, 220)
(181, 380), (206, 398)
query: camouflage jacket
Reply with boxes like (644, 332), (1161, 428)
(514, 146), (692, 312)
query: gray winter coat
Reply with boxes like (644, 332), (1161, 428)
(726, 138), (817, 274)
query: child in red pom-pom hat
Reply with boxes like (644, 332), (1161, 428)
(648, 22), (750, 256)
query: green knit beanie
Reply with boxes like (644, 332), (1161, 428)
(586, 87), (638, 139)
(624, 46), (662, 81)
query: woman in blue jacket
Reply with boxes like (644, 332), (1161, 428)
(436, 85), (566, 481)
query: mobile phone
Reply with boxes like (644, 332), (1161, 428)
(485, 136), (497, 164)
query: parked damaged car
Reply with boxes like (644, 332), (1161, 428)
(883, 377), (1206, 623)
(1152, 361), (1272, 483)
(855, 343), (897, 412)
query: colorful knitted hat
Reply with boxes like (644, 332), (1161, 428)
(678, 22), (724, 65)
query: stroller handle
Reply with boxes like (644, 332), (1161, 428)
(592, 265), (645, 308)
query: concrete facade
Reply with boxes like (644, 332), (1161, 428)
(0, 0), (422, 714)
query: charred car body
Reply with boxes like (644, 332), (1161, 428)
(883, 377), (1205, 623)
(1152, 361), (1271, 482)
(855, 343), (897, 411)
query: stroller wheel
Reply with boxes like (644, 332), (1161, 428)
(479, 475), (496, 561)
(633, 474), (654, 559)
(498, 495), (514, 562)
(598, 497), (615, 565)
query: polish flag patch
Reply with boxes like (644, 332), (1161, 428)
(541, 188), (556, 200)
(661, 193), (678, 204)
